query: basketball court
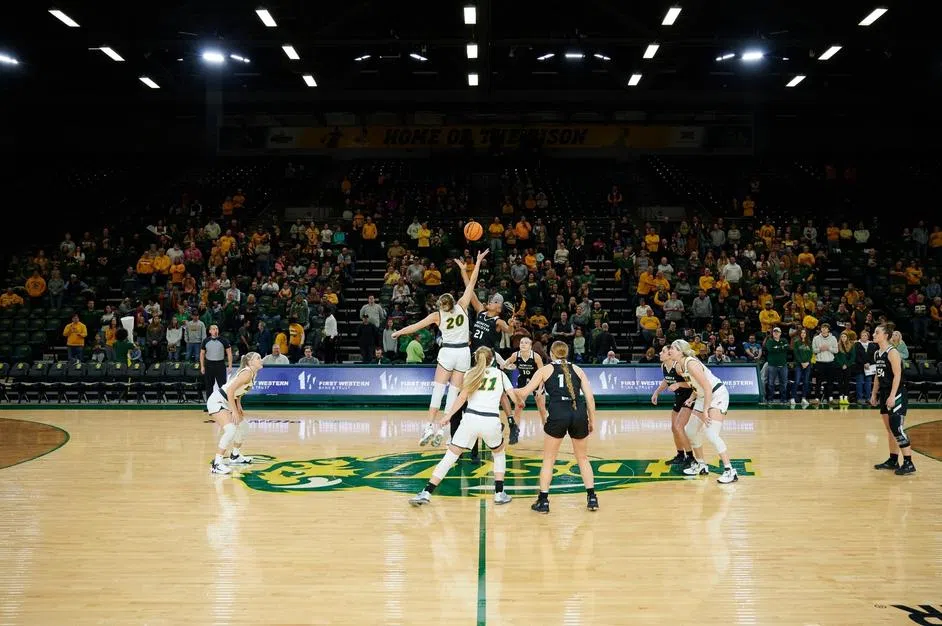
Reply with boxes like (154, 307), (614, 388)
(0, 406), (939, 625)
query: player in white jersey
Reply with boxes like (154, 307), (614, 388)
(667, 339), (739, 484)
(206, 352), (263, 474)
(392, 249), (488, 443)
(409, 346), (520, 506)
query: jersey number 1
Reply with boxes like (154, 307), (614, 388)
(557, 374), (565, 388)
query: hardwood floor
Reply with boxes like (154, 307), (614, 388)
(0, 407), (939, 625)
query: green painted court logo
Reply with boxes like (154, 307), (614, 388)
(239, 452), (756, 496)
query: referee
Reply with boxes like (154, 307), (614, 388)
(200, 324), (233, 401)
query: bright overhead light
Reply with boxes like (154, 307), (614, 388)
(229, 54), (250, 63)
(741, 50), (764, 61)
(715, 53), (735, 61)
(593, 53), (611, 61)
(354, 55), (371, 62)
(139, 76), (159, 89)
(202, 51), (225, 64)
(463, 6), (476, 24)
(49, 9), (79, 27)
(0, 54), (19, 65)
(255, 9), (277, 27)
(859, 8), (887, 26)
(466, 43), (478, 59)
(628, 73), (642, 86)
(410, 53), (428, 61)
(468, 72), (479, 86)
(97, 47), (124, 62)
(565, 52), (584, 59)
(282, 45), (300, 60)
(662, 7), (682, 25)
(818, 45), (842, 60)
(786, 75), (806, 87)
(302, 74), (317, 87)
(537, 53), (554, 61)
(643, 44), (659, 59)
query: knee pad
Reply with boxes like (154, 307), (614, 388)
(430, 382), (446, 411)
(889, 414), (910, 448)
(704, 421), (727, 455)
(684, 418), (703, 448)
(235, 420), (249, 442)
(492, 451), (506, 476)
(444, 384), (460, 416)
(432, 450), (461, 481)
(218, 422), (237, 450)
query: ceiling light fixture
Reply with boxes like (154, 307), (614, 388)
(741, 50), (764, 61)
(255, 9), (277, 27)
(302, 74), (317, 87)
(0, 54), (19, 65)
(662, 7), (682, 25)
(354, 55), (371, 61)
(463, 6), (476, 24)
(466, 43), (478, 59)
(139, 76), (160, 89)
(786, 75), (806, 87)
(202, 51), (225, 64)
(229, 54), (250, 63)
(49, 9), (79, 27)
(537, 53), (555, 61)
(628, 73), (642, 86)
(643, 44), (659, 59)
(99, 47), (124, 62)
(410, 53), (428, 61)
(818, 45), (842, 60)
(565, 52), (585, 59)
(282, 45), (300, 60)
(468, 72), (479, 86)
(715, 53), (735, 61)
(859, 8), (887, 26)
(593, 53), (611, 61)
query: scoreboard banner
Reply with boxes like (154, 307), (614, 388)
(244, 364), (760, 405)
(261, 124), (705, 150)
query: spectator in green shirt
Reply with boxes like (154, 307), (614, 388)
(791, 328), (813, 406)
(764, 327), (789, 403)
(405, 335), (425, 363)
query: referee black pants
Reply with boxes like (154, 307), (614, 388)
(204, 360), (227, 398)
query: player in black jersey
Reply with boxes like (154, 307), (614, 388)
(515, 341), (598, 513)
(502, 336), (547, 443)
(455, 259), (515, 459)
(871, 324), (916, 475)
(651, 346), (694, 467)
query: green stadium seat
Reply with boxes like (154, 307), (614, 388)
(0, 344), (11, 361)
(12, 331), (28, 345)
(28, 331), (47, 346)
(0, 331), (11, 345)
(27, 318), (44, 332)
(12, 345), (32, 361)
(12, 319), (28, 331)
(0, 318), (12, 331)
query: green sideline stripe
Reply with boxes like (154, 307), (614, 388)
(477, 498), (487, 626)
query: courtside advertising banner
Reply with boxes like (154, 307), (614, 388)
(246, 365), (761, 403)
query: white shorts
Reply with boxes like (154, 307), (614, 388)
(450, 412), (503, 450)
(693, 385), (730, 415)
(207, 389), (231, 415)
(437, 346), (471, 373)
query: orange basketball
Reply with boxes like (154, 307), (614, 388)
(464, 220), (484, 241)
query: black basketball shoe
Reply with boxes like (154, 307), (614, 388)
(531, 499), (550, 514)
(874, 458), (899, 470)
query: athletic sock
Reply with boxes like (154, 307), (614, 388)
(425, 482), (438, 494)
(685, 451), (694, 460)
(676, 449), (684, 456)
(507, 415), (517, 428)
(495, 480), (504, 493)
(903, 455), (912, 464)
(231, 447), (241, 457)
(889, 453), (899, 464)
(586, 488), (596, 497)
(538, 491), (549, 502)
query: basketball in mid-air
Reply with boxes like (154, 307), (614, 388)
(464, 220), (484, 241)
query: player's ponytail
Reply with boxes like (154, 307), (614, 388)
(462, 346), (493, 395)
(670, 339), (697, 358)
(550, 341), (578, 410)
(437, 293), (455, 312)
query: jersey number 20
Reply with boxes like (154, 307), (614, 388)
(444, 314), (465, 330)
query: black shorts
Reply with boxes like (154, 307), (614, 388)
(544, 401), (590, 440)
(878, 390), (907, 417)
(672, 389), (694, 413)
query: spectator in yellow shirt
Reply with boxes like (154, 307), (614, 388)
(802, 313), (819, 331)
(528, 311), (549, 330)
(232, 189), (246, 208)
(905, 261), (923, 285)
(218, 231), (236, 254)
(487, 218), (504, 252)
(63, 314), (88, 361)
(25, 271), (47, 304)
(323, 287), (340, 306)
(759, 302), (781, 333)
(699, 269), (715, 292)
(644, 228), (660, 253)
(0, 287), (24, 309)
(714, 278), (731, 298)
(653, 272), (671, 293)
(515, 217), (532, 241)
(170, 259), (186, 285)
(639, 311), (661, 343)
(636, 270), (656, 297)
(797, 246), (815, 267)
(288, 318), (305, 362)
(153, 249), (172, 280)
(423, 264), (442, 290)
(742, 196), (756, 217)
(417, 222), (432, 249)
(136, 252), (155, 277)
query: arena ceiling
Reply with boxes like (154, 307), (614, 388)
(0, 1), (935, 109)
